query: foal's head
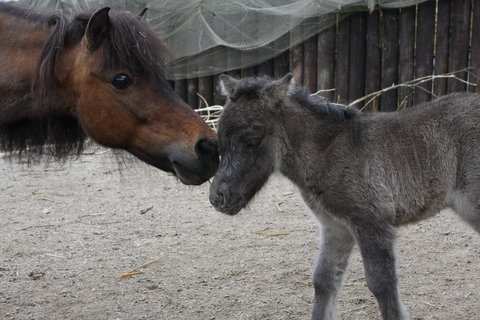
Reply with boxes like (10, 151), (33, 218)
(36, 8), (218, 185)
(210, 74), (294, 214)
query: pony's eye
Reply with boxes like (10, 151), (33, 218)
(111, 74), (134, 90)
(246, 138), (262, 151)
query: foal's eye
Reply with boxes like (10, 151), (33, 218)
(111, 74), (134, 90)
(246, 138), (262, 151)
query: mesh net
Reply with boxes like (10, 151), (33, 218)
(17, 0), (429, 79)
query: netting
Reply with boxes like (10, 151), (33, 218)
(17, 0), (429, 79)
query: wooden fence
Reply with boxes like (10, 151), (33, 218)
(171, 0), (480, 112)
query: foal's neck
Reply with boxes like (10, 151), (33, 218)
(277, 100), (350, 188)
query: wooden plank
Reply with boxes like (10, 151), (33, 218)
(364, 10), (381, 111)
(335, 15), (350, 104)
(447, 0), (471, 93)
(187, 78), (198, 108)
(226, 49), (242, 79)
(316, 25), (335, 101)
(434, 0), (451, 97)
(380, 9), (399, 112)
(290, 23), (304, 86)
(174, 79), (187, 103)
(241, 64), (257, 77)
(273, 50), (290, 79)
(471, 0), (480, 93)
(398, 6), (415, 108)
(198, 76), (214, 107)
(348, 12), (366, 108)
(414, 1), (435, 105)
(303, 34), (318, 92)
(257, 59), (274, 77)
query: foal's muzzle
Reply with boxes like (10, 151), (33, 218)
(209, 181), (244, 215)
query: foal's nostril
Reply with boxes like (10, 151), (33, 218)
(209, 189), (225, 208)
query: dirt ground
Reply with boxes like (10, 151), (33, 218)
(0, 149), (479, 320)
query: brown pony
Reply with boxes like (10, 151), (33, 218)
(0, 3), (218, 185)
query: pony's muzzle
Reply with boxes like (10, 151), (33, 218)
(169, 137), (219, 185)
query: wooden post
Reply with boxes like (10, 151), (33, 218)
(257, 59), (274, 77)
(348, 12), (366, 108)
(470, 0), (480, 93)
(291, 23), (304, 85)
(335, 15), (350, 104)
(380, 9), (399, 112)
(434, 0), (451, 97)
(447, 0), (471, 93)
(414, 1), (435, 105)
(317, 25), (336, 101)
(364, 10), (381, 112)
(174, 79), (188, 103)
(304, 34), (318, 93)
(273, 50), (290, 79)
(187, 77), (199, 108)
(398, 6), (415, 108)
(198, 76), (214, 108)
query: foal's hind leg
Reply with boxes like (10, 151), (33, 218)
(312, 213), (355, 320)
(354, 221), (410, 320)
(450, 191), (480, 234)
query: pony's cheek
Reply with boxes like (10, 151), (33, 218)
(77, 99), (136, 148)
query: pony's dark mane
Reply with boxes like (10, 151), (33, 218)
(35, 8), (172, 106)
(1, 5), (172, 161)
(288, 86), (358, 121)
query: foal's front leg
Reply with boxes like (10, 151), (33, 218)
(355, 221), (410, 320)
(312, 214), (355, 320)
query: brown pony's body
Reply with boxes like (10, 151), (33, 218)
(0, 3), (218, 185)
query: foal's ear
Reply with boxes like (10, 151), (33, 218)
(218, 74), (240, 97)
(138, 8), (148, 20)
(83, 7), (111, 51)
(270, 73), (295, 97)
(219, 74), (239, 97)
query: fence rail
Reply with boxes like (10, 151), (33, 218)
(171, 0), (480, 112)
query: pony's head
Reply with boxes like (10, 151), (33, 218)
(35, 7), (218, 185)
(209, 74), (295, 214)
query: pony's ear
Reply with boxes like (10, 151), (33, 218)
(83, 7), (111, 51)
(269, 73), (295, 97)
(219, 74), (239, 97)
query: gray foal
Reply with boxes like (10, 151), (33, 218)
(209, 73), (480, 320)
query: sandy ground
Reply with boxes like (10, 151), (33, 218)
(0, 149), (479, 320)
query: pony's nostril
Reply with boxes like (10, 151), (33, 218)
(195, 138), (218, 157)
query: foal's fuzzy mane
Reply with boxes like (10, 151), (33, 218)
(0, 4), (172, 161)
(229, 76), (357, 121)
(288, 86), (358, 121)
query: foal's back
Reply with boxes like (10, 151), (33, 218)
(321, 92), (480, 227)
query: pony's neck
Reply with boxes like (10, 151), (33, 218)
(277, 100), (349, 189)
(0, 11), (50, 126)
